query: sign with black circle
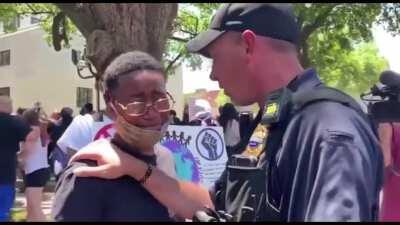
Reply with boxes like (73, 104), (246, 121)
(195, 128), (224, 161)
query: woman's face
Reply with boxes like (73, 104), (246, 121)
(111, 70), (170, 130)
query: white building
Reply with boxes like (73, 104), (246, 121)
(0, 15), (184, 117)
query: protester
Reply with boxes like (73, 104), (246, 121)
(378, 123), (400, 221)
(188, 99), (219, 126)
(47, 107), (73, 179)
(16, 107), (27, 117)
(56, 91), (175, 179)
(181, 104), (190, 125)
(169, 110), (182, 125)
(0, 96), (32, 221)
(51, 51), (177, 221)
(19, 108), (50, 221)
(79, 103), (94, 116)
(218, 103), (241, 157)
(239, 111), (253, 140)
(68, 3), (383, 222)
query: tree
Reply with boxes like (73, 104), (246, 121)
(379, 3), (400, 36)
(170, 3), (397, 95)
(316, 41), (389, 97)
(1, 3), (398, 96)
(55, 4), (177, 75)
(0, 3), (178, 111)
(1, 3), (177, 74)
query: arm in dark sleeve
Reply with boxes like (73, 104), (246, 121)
(209, 168), (227, 211)
(303, 131), (373, 221)
(51, 161), (105, 221)
(286, 102), (381, 222)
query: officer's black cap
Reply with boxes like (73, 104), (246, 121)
(186, 3), (300, 57)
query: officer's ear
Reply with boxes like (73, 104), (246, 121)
(241, 30), (256, 56)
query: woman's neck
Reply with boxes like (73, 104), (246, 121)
(113, 134), (155, 156)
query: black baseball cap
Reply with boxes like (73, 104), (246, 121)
(186, 3), (300, 57)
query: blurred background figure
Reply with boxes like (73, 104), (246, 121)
(378, 122), (400, 221)
(188, 99), (219, 126)
(218, 103), (241, 157)
(0, 96), (32, 222)
(239, 111), (254, 140)
(47, 107), (73, 177)
(16, 107), (27, 118)
(169, 110), (182, 125)
(181, 104), (189, 125)
(19, 108), (50, 221)
(49, 110), (61, 124)
(79, 103), (94, 116)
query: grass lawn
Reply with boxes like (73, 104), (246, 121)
(10, 207), (52, 222)
(10, 208), (26, 222)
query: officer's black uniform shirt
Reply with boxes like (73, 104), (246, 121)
(211, 68), (383, 221)
(51, 139), (171, 221)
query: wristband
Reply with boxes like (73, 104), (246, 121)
(138, 163), (153, 184)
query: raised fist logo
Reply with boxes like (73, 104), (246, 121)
(201, 132), (218, 160)
(196, 128), (224, 161)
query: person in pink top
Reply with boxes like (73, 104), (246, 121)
(378, 123), (400, 221)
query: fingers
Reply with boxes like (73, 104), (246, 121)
(73, 165), (110, 178)
(69, 150), (101, 165)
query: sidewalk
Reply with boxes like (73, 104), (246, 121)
(14, 191), (54, 217)
(12, 176), (56, 221)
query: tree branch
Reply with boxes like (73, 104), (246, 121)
(17, 3), (55, 16)
(55, 3), (99, 38)
(179, 28), (197, 36)
(169, 35), (190, 43)
(166, 52), (183, 74)
(301, 4), (340, 40)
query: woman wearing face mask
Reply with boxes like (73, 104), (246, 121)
(51, 51), (176, 221)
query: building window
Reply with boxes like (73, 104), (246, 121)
(76, 87), (93, 108)
(30, 16), (40, 25)
(0, 50), (10, 66)
(0, 87), (10, 97)
(3, 16), (20, 32)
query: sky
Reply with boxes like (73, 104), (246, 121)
(182, 24), (400, 94)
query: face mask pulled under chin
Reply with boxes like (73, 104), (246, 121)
(114, 111), (170, 151)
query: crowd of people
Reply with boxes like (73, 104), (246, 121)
(0, 82), (250, 222)
(0, 2), (399, 222)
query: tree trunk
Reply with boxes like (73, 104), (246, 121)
(55, 3), (178, 77)
(55, 3), (177, 111)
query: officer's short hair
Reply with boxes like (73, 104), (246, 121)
(103, 51), (165, 93)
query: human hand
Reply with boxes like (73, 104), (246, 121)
(69, 142), (134, 179)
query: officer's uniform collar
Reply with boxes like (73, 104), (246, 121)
(287, 68), (322, 92)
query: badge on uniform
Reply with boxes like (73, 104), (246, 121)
(261, 88), (292, 125)
(242, 123), (269, 158)
(243, 88), (292, 158)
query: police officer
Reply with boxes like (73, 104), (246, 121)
(69, 3), (383, 221)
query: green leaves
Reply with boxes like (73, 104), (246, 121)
(0, 3), (396, 97)
(0, 3), (77, 48)
(317, 42), (388, 97)
(163, 3), (219, 74)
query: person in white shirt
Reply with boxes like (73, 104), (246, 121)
(57, 111), (115, 157)
(19, 108), (50, 221)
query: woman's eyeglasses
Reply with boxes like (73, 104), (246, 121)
(116, 92), (175, 117)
